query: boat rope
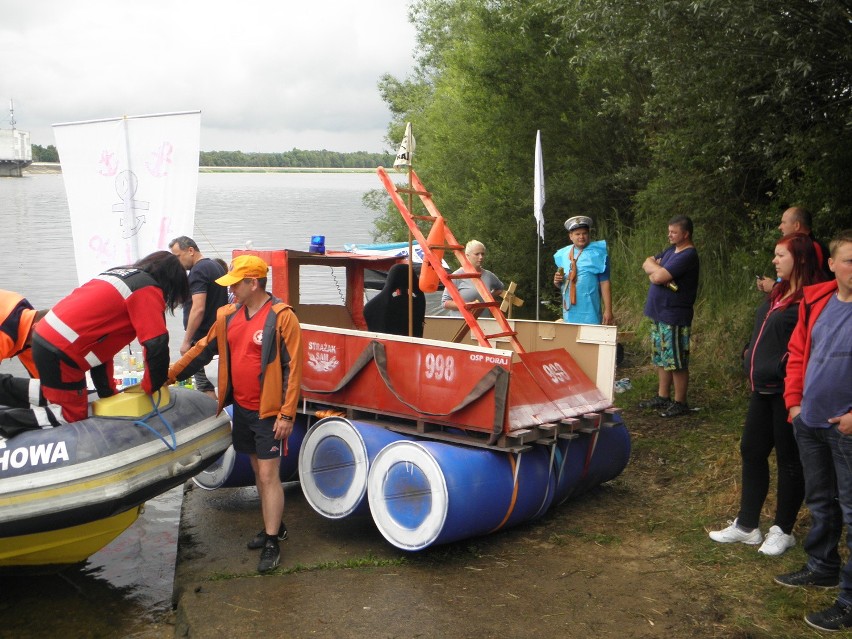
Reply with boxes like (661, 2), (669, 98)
(489, 452), (521, 533)
(130, 389), (178, 451)
(553, 440), (572, 507)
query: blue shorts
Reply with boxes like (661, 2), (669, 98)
(231, 402), (283, 459)
(650, 321), (691, 371)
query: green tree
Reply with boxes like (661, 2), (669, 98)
(31, 144), (59, 162)
(557, 0), (852, 241)
(377, 0), (649, 301)
(198, 149), (393, 168)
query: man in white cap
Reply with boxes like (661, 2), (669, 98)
(553, 216), (613, 324)
(168, 255), (303, 574)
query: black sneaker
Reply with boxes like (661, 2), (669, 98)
(638, 396), (671, 409)
(247, 522), (288, 550)
(774, 566), (839, 589)
(805, 601), (852, 631)
(257, 539), (281, 573)
(660, 401), (690, 418)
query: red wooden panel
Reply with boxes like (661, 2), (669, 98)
(505, 364), (567, 430)
(517, 349), (612, 418)
(301, 328), (512, 433)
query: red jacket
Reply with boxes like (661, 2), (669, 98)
(784, 280), (839, 411)
(34, 269), (171, 394)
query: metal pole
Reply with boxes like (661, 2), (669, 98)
(536, 234), (540, 320)
(407, 166), (414, 337)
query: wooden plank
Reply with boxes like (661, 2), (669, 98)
(388, 423), (530, 454)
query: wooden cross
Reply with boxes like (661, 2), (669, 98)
(499, 282), (524, 319)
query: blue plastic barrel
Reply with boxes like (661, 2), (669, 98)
(298, 417), (412, 519)
(192, 409), (307, 490)
(552, 414), (631, 505)
(367, 441), (556, 551)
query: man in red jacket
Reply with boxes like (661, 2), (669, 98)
(774, 229), (852, 631)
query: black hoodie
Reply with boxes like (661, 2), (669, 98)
(743, 297), (800, 393)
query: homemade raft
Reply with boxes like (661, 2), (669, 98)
(222, 166), (631, 550)
(290, 324), (629, 550)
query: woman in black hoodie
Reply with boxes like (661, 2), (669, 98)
(709, 233), (826, 555)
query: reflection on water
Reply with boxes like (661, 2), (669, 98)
(0, 170), (384, 635)
(0, 487), (180, 639)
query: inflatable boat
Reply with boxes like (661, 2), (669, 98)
(0, 385), (232, 570)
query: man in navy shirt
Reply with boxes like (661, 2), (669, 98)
(639, 216), (700, 417)
(169, 236), (228, 399)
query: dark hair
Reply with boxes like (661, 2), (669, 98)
(786, 206), (813, 230)
(168, 235), (199, 251)
(668, 215), (693, 238)
(132, 251), (190, 312)
(770, 233), (827, 309)
(213, 257), (228, 272)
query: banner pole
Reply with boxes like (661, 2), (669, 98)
(536, 235), (540, 320)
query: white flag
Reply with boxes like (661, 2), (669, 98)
(534, 130), (545, 241)
(393, 122), (415, 168)
(53, 111), (201, 284)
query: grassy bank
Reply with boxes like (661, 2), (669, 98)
(593, 211), (827, 635)
(615, 357), (833, 637)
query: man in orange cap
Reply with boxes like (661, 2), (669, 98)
(0, 289), (47, 377)
(168, 255), (302, 574)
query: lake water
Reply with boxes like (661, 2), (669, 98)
(0, 170), (388, 638)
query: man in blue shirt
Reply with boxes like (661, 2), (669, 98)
(639, 216), (700, 418)
(775, 230), (852, 632)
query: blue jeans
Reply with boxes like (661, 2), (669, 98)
(794, 417), (852, 604)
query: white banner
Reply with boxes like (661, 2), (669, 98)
(393, 121), (415, 168)
(53, 111), (201, 284)
(534, 129), (545, 241)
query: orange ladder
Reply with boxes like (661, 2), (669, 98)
(377, 166), (525, 354)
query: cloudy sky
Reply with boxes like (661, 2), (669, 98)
(0, 0), (417, 153)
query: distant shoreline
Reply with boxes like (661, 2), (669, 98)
(24, 163), (377, 175)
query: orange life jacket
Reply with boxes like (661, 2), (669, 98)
(0, 289), (38, 377)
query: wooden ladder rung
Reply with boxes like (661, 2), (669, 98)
(465, 301), (499, 310)
(411, 214), (435, 221)
(447, 272), (480, 280)
(396, 187), (432, 197)
(429, 243), (464, 251)
(483, 331), (517, 340)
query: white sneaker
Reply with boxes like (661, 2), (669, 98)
(709, 519), (763, 545)
(758, 525), (796, 556)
